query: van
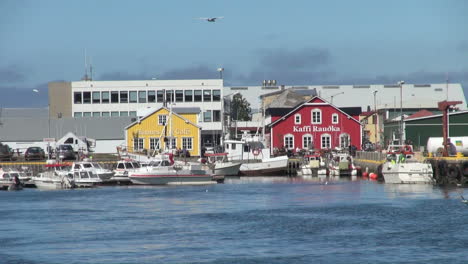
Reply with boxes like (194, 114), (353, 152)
(56, 144), (76, 160)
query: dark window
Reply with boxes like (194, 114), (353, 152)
(166, 90), (174, 103)
(83, 92), (91, 104)
(213, 110), (221, 122)
(111, 91), (119, 103)
(64, 137), (73, 144)
(175, 90), (184, 102)
(139, 91), (147, 103)
(203, 90), (211, 102)
(157, 91), (164, 102)
(203, 110), (212, 122)
(185, 90), (193, 102)
(92, 92), (100, 104)
(120, 91), (128, 103)
(129, 91), (137, 103)
(213, 90), (221, 101)
(148, 91), (155, 103)
(74, 92), (82, 104)
(194, 90), (202, 102)
(101, 92), (109, 103)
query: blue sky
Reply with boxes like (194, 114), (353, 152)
(1, 0), (467, 107)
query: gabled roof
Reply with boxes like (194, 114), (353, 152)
(404, 110), (468, 122)
(405, 109), (434, 120)
(269, 96), (361, 127)
(125, 106), (200, 130)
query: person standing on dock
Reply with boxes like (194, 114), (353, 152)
(447, 138), (457, 156)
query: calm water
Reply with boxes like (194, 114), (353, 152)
(1, 177), (468, 264)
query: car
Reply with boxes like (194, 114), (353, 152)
(24, 147), (46, 161)
(0, 143), (14, 161)
(56, 144), (76, 161)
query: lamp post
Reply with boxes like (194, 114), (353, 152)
(398, 81), (405, 145)
(373, 90), (378, 149)
(33, 89), (50, 138)
(217, 67), (224, 80)
(330, 92), (344, 105)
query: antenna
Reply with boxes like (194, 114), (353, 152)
(82, 48), (90, 81)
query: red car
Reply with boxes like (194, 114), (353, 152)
(24, 147), (46, 161)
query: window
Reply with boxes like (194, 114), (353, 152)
(194, 90), (202, 102)
(150, 138), (160, 150)
(148, 91), (155, 103)
(339, 133), (350, 148)
(284, 134), (294, 150)
(92, 92), (100, 104)
(182, 137), (193, 150)
(203, 90), (212, 102)
(138, 91), (147, 103)
(120, 91), (128, 103)
(111, 91), (119, 103)
(129, 111), (137, 117)
(321, 134), (331, 149)
(185, 90), (193, 102)
(120, 111), (129, 117)
(212, 90), (221, 101)
(64, 137), (74, 144)
(129, 91), (137, 103)
(166, 90), (174, 103)
(312, 109), (322, 124)
(92, 112), (100, 117)
(83, 92), (91, 104)
(133, 138), (144, 151)
(157, 90), (164, 102)
(302, 134), (312, 149)
(158, 115), (167, 125)
(175, 90), (184, 102)
(204, 110), (212, 122)
(74, 92), (82, 104)
(111, 111), (119, 117)
(332, 113), (339, 124)
(102, 112), (110, 117)
(295, 114), (301, 124)
(167, 137), (176, 149)
(213, 110), (221, 122)
(101, 92), (109, 103)
(83, 112), (91, 117)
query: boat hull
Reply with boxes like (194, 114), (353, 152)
(214, 162), (241, 176)
(33, 179), (74, 190)
(129, 173), (214, 185)
(239, 156), (289, 176)
(382, 162), (434, 184)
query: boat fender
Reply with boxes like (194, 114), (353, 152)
(369, 173), (378, 180)
(362, 172), (369, 178)
(447, 164), (459, 179)
(252, 148), (260, 156)
(462, 161), (468, 177)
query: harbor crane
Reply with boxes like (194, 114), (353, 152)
(438, 100), (462, 157)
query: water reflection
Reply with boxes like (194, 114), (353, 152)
(384, 184), (438, 199)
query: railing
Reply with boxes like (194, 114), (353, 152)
(355, 151), (386, 162)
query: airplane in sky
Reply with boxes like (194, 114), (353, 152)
(198, 16), (224, 22)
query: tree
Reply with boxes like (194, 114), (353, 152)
(230, 94), (252, 121)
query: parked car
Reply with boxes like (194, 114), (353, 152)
(56, 144), (76, 160)
(0, 143), (14, 161)
(24, 147), (46, 161)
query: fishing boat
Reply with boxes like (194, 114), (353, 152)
(297, 152), (327, 177)
(204, 153), (241, 176)
(327, 152), (358, 177)
(33, 163), (76, 190)
(224, 135), (288, 176)
(381, 145), (434, 184)
(128, 154), (214, 185)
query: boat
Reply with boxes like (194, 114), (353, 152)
(32, 163), (76, 190)
(297, 152), (327, 177)
(381, 144), (434, 184)
(0, 168), (23, 191)
(327, 152), (358, 177)
(204, 153), (241, 176)
(128, 154), (214, 185)
(223, 135), (289, 176)
(70, 161), (114, 183)
(111, 159), (142, 183)
(69, 170), (103, 187)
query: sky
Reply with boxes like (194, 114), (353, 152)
(1, 0), (467, 107)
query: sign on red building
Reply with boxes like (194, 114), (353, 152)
(269, 97), (362, 151)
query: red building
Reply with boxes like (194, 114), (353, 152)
(268, 97), (362, 151)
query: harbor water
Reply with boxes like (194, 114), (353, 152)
(1, 177), (468, 264)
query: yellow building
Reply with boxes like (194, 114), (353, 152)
(360, 110), (381, 148)
(125, 107), (201, 156)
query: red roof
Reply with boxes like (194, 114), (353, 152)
(406, 110), (434, 120)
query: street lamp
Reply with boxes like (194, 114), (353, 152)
(398, 80), (405, 145)
(33, 89), (50, 138)
(330, 92), (344, 105)
(217, 68), (224, 80)
(373, 90), (378, 149)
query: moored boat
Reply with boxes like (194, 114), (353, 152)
(33, 163), (76, 190)
(204, 153), (241, 176)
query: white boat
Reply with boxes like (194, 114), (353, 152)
(33, 164), (76, 190)
(0, 169), (23, 191)
(70, 161), (114, 182)
(69, 170), (103, 187)
(327, 152), (358, 177)
(224, 135), (288, 176)
(382, 145), (434, 184)
(205, 153), (241, 176)
(297, 153), (327, 177)
(129, 154), (214, 185)
(112, 159), (142, 183)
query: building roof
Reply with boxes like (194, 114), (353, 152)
(125, 106), (200, 130)
(406, 109), (434, 120)
(404, 110), (468, 122)
(263, 89), (317, 109)
(0, 116), (133, 142)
